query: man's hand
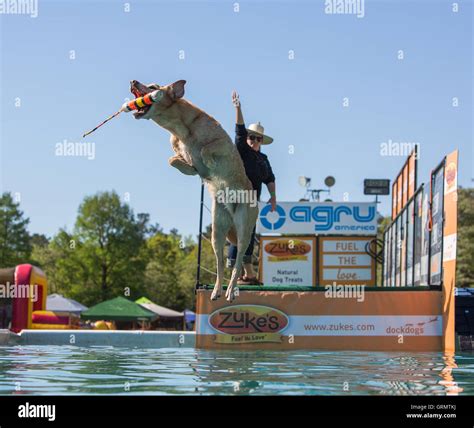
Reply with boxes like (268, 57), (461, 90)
(233, 90), (244, 125)
(268, 195), (277, 212)
(232, 90), (240, 108)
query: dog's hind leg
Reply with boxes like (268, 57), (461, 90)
(210, 198), (232, 301)
(226, 203), (258, 301)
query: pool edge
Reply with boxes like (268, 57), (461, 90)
(0, 329), (196, 349)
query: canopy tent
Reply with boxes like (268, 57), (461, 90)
(47, 293), (88, 314)
(81, 296), (157, 321)
(184, 309), (196, 323)
(135, 297), (183, 318)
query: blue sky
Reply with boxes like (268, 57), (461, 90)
(1, 0), (472, 239)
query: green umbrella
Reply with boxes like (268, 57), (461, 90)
(81, 296), (157, 322)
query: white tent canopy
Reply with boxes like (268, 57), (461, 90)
(135, 297), (183, 318)
(47, 293), (88, 314)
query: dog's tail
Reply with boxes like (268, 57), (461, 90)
(226, 226), (238, 246)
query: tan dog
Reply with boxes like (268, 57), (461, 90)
(130, 79), (258, 301)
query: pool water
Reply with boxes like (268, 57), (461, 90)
(0, 346), (473, 395)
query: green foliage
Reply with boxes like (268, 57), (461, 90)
(178, 234), (217, 310)
(457, 188), (474, 288)
(29, 191), (215, 311)
(142, 225), (219, 311)
(0, 193), (32, 267)
(6, 186), (474, 312)
(143, 232), (188, 309)
(35, 192), (148, 306)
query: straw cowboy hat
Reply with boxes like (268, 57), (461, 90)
(247, 122), (273, 145)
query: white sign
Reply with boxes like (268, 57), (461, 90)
(319, 237), (375, 286)
(322, 240), (369, 252)
(323, 254), (372, 266)
(260, 237), (315, 286)
(257, 201), (377, 235)
(322, 268), (373, 281)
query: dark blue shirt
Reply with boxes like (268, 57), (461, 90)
(235, 124), (275, 199)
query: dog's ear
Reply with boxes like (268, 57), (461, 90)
(169, 80), (186, 99)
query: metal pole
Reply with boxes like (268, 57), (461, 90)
(375, 239), (378, 286)
(195, 181), (205, 291)
(375, 194), (379, 285)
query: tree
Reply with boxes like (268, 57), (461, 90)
(38, 192), (149, 306)
(30, 233), (49, 248)
(178, 228), (217, 311)
(75, 191), (149, 302)
(141, 223), (222, 311)
(0, 192), (31, 267)
(32, 229), (82, 296)
(457, 187), (474, 288)
(29, 233), (50, 267)
(143, 232), (189, 309)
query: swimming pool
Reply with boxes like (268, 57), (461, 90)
(0, 345), (473, 395)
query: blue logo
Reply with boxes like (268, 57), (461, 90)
(259, 204), (376, 231)
(259, 204), (286, 230)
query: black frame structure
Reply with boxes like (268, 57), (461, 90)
(383, 157), (446, 290)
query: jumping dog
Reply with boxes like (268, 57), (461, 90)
(130, 79), (258, 301)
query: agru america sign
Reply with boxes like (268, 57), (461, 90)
(256, 201), (377, 235)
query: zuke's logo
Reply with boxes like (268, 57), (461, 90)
(209, 305), (288, 335)
(259, 203), (376, 231)
(265, 239), (311, 257)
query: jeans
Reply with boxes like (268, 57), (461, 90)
(227, 226), (256, 266)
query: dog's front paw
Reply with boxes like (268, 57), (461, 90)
(211, 285), (222, 301)
(225, 285), (237, 302)
(169, 156), (198, 176)
(225, 290), (236, 302)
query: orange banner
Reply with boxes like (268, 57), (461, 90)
(196, 289), (445, 351)
(392, 181), (398, 219)
(442, 150), (458, 353)
(402, 163), (408, 207)
(397, 174), (403, 215)
(408, 150), (417, 199)
(392, 148), (418, 218)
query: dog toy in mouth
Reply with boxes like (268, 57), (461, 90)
(82, 90), (162, 138)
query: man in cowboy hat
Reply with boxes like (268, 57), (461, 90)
(228, 90), (276, 285)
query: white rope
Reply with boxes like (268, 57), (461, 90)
(199, 265), (232, 283)
(203, 203), (212, 214)
(201, 233), (212, 244)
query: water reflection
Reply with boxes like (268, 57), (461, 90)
(0, 346), (472, 395)
(439, 353), (463, 395)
